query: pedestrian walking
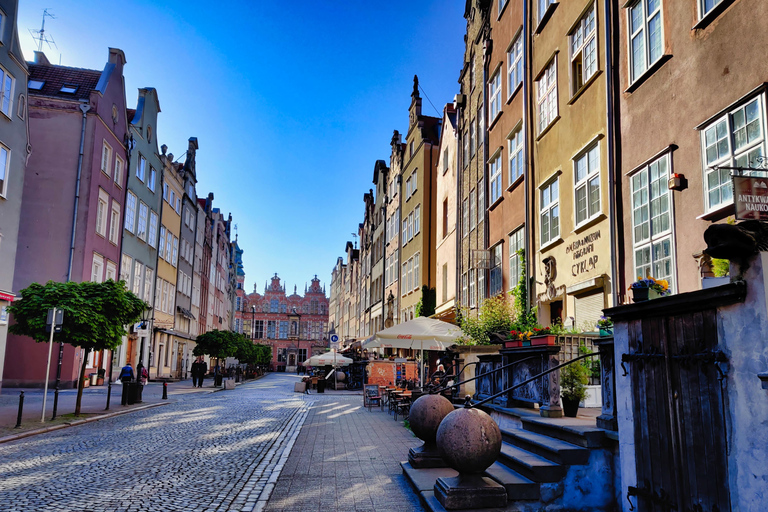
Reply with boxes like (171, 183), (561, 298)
(191, 359), (200, 387)
(118, 363), (134, 383)
(198, 358), (208, 388)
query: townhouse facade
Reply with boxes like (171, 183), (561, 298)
(5, 48), (130, 388)
(384, 132), (404, 327)
(434, 104), (458, 323)
(0, 0), (29, 392)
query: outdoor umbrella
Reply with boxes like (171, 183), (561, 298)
(303, 351), (353, 367)
(361, 316), (462, 385)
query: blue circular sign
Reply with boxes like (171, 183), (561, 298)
(330, 334), (339, 343)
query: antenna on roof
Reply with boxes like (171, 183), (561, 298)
(351, 233), (358, 250)
(30, 9), (57, 53)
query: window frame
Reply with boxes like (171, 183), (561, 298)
(574, 142), (601, 227)
(0, 64), (14, 118)
(489, 153), (502, 204)
(137, 155), (146, 183)
(570, 3), (598, 95)
(537, 58), (558, 134)
(489, 243), (503, 297)
(109, 200), (121, 244)
(0, 143), (8, 198)
(488, 70), (502, 121)
(101, 141), (113, 177)
(508, 227), (525, 291)
(627, 0), (664, 84)
(540, 177), (560, 247)
(114, 155), (124, 187)
(508, 125), (524, 185)
(508, 34), (524, 99)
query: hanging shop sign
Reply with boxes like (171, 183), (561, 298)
(734, 175), (768, 221)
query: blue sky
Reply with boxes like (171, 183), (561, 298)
(18, 1), (467, 294)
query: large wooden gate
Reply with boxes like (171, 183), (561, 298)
(622, 309), (730, 512)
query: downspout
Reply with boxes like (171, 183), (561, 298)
(482, 32), (490, 302)
(523, 0), (534, 319)
(427, 141), (433, 290)
(66, 102), (91, 282)
(604, 0), (620, 307)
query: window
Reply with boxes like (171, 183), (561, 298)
(0, 144), (7, 197)
(489, 70), (502, 120)
(414, 253), (420, 291)
(498, 0), (508, 15)
(137, 155), (146, 183)
(137, 202), (149, 241)
(165, 232), (173, 263)
(469, 269), (476, 308)
(109, 201), (120, 244)
(461, 273), (468, 306)
(632, 154), (674, 291)
(101, 142), (112, 177)
(267, 321), (276, 339)
(408, 211), (414, 241)
(120, 254), (132, 285)
(539, 0), (556, 21)
(125, 192), (137, 233)
(28, 79), (44, 90)
(148, 211), (158, 248)
(702, 96), (766, 211)
(169, 189), (175, 207)
(172, 237), (179, 267)
(463, 130), (469, 168)
(470, 120), (476, 157)
(509, 228), (524, 289)
(176, 197), (181, 214)
(412, 170), (417, 195)
(148, 167), (156, 192)
(478, 105), (485, 148)
(442, 149), (449, 174)
(478, 177), (485, 218)
(629, 0), (663, 83)
(163, 183), (169, 201)
(414, 205), (420, 235)
(158, 227), (166, 260)
(489, 244), (503, 297)
(144, 268), (153, 305)
(254, 320), (264, 339)
(91, 254), (104, 283)
(478, 267), (485, 304)
(540, 178), (560, 246)
(96, 189), (109, 237)
(462, 198), (469, 238)
(469, 188), (477, 229)
(0, 66), (14, 117)
(407, 257), (414, 292)
(537, 59), (558, 133)
(402, 262), (408, 295)
(570, 5), (597, 95)
(270, 299), (279, 313)
(133, 261), (144, 296)
(509, 127), (524, 184)
(508, 35), (523, 96)
(574, 143), (601, 225)
(60, 84), (77, 94)
(442, 199), (449, 239)
(114, 156), (124, 186)
(106, 260), (117, 282)
(489, 154), (502, 204)
(699, 0), (723, 18)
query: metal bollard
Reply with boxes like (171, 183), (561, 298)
(15, 391), (24, 428)
(162, 381), (168, 400)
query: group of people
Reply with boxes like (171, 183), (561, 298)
(118, 363), (148, 384)
(190, 357), (208, 388)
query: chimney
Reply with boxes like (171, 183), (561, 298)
(34, 51), (50, 66)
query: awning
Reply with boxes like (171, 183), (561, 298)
(176, 306), (196, 320)
(0, 290), (16, 302)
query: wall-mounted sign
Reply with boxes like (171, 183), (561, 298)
(567, 230), (602, 277)
(0, 306), (8, 325)
(734, 176), (768, 220)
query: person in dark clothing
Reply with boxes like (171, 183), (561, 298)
(198, 359), (207, 388)
(191, 359), (201, 387)
(118, 364), (134, 382)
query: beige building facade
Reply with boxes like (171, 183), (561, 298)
(435, 104), (458, 322)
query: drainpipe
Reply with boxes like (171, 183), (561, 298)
(66, 102), (91, 282)
(482, 32), (490, 303)
(523, 0), (534, 319)
(604, 0), (620, 307)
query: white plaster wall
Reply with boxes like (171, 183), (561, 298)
(719, 253), (768, 512)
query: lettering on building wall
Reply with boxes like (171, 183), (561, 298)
(567, 230), (601, 277)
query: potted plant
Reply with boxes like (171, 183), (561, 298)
(596, 316), (613, 337)
(97, 368), (106, 386)
(506, 329), (534, 348)
(530, 326), (557, 346)
(629, 276), (670, 302)
(560, 362), (589, 417)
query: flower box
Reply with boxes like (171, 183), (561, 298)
(504, 340), (522, 348)
(531, 334), (557, 346)
(598, 328), (613, 337)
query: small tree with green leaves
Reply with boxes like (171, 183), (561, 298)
(9, 280), (147, 415)
(511, 249), (537, 331)
(415, 286), (436, 318)
(193, 329), (241, 360)
(457, 295), (517, 345)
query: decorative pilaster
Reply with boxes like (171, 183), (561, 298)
(594, 336), (618, 430)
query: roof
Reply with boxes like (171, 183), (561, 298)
(127, 108), (137, 123)
(28, 63), (101, 101)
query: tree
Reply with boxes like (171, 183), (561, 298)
(415, 286), (436, 318)
(457, 295), (517, 345)
(9, 280), (147, 415)
(193, 329), (241, 360)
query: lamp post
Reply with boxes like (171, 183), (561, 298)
(135, 305), (153, 391)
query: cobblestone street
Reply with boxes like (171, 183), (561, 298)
(0, 373), (424, 512)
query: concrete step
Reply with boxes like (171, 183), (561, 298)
(501, 427), (590, 465)
(484, 461), (539, 501)
(497, 442), (566, 483)
(520, 417), (605, 448)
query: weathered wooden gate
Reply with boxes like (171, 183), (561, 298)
(621, 308), (730, 512)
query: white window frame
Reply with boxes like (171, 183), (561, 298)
(574, 143), (601, 227)
(631, 154), (675, 292)
(0, 144), (8, 197)
(498, 0), (508, 16)
(137, 155), (146, 182)
(125, 191), (137, 233)
(105, 260), (117, 282)
(114, 156), (124, 187)
(148, 166), (156, 192)
(96, 188), (109, 237)
(489, 153), (502, 204)
(109, 200), (120, 244)
(469, 188), (477, 229)
(537, 58), (558, 133)
(120, 254), (132, 285)
(508, 126), (524, 184)
(509, 227), (524, 290)
(701, 95), (766, 212)
(628, 0), (664, 83)
(540, 177), (560, 247)
(570, 4), (597, 94)
(137, 202), (149, 242)
(133, 261), (143, 296)
(508, 35), (523, 98)
(148, 211), (159, 248)
(91, 253), (104, 283)
(144, 268), (154, 305)
(489, 243), (503, 297)
(462, 198), (469, 238)
(489, 70), (502, 121)
(0, 65), (14, 118)
(698, 0), (723, 19)
(469, 269), (476, 308)
(413, 253), (420, 291)
(414, 205), (420, 235)
(158, 226), (166, 260)
(101, 141), (112, 177)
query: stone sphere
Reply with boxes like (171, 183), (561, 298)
(335, 371), (346, 382)
(409, 394), (455, 444)
(436, 408), (502, 474)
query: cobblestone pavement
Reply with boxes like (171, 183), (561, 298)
(264, 392), (425, 512)
(0, 373), (310, 512)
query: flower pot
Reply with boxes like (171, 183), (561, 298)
(598, 327), (613, 337)
(97, 377), (105, 386)
(632, 287), (649, 302)
(504, 340), (522, 348)
(562, 397), (580, 417)
(531, 334), (557, 346)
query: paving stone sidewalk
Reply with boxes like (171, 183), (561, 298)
(264, 391), (425, 512)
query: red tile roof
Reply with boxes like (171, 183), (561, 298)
(28, 64), (101, 101)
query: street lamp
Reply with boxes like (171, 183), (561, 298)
(251, 305), (256, 340)
(136, 305), (153, 389)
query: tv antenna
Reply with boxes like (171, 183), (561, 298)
(30, 8), (57, 52)
(351, 233), (358, 249)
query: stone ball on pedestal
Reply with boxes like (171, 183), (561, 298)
(409, 394), (455, 444)
(335, 371), (346, 382)
(436, 407), (502, 474)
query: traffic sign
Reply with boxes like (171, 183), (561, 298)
(330, 334), (339, 344)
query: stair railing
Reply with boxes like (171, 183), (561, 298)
(428, 356), (539, 395)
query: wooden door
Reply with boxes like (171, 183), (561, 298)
(623, 309), (730, 512)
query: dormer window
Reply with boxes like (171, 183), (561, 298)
(60, 84), (78, 94)
(28, 80), (44, 90)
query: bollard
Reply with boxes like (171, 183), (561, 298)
(15, 391), (24, 428)
(162, 381), (168, 400)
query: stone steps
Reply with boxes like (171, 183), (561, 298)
(500, 427), (590, 466)
(497, 442), (565, 483)
(483, 462), (539, 501)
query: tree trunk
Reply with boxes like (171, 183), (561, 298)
(74, 349), (90, 416)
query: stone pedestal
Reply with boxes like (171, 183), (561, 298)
(435, 475), (507, 510)
(594, 336), (618, 431)
(408, 442), (445, 468)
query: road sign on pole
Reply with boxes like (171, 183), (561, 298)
(42, 307), (63, 422)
